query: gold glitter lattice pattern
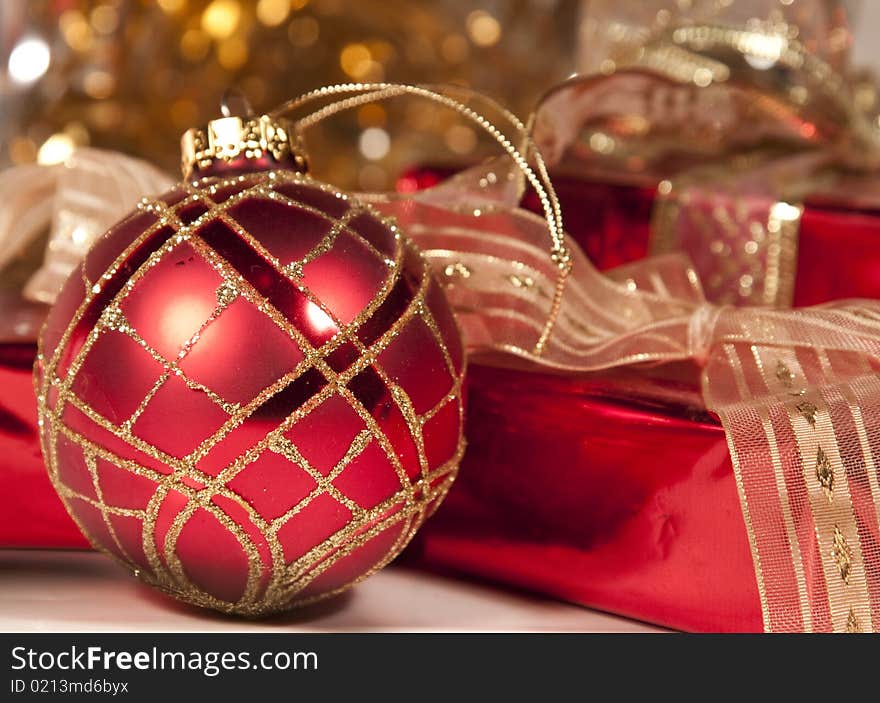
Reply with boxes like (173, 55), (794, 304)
(36, 169), (466, 616)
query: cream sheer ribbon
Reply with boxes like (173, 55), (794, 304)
(2, 83), (880, 631)
(0, 149), (171, 342)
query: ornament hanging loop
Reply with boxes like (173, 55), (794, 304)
(270, 83), (571, 354)
(220, 88), (255, 118)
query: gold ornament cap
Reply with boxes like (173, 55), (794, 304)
(181, 95), (307, 179)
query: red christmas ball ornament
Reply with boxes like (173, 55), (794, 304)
(35, 112), (466, 615)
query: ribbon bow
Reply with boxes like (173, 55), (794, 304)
(533, 0), (880, 308)
(3, 76), (880, 631)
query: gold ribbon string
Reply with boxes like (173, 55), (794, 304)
(270, 83), (572, 355)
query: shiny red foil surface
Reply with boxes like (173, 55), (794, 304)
(0, 344), (88, 549)
(405, 361), (763, 632)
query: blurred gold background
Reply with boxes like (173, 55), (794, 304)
(0, 0), (580, 189)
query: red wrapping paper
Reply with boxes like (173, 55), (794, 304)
(0, 344), (87, 549)
(405, 361), (763, 632)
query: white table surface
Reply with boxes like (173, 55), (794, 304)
(0, 550), (660, 633)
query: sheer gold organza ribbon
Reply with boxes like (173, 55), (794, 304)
(2, 82), (880, 631)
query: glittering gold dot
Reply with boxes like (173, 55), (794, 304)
(90, 5), (119, 34)
(59, 10), (93, 52)
(589, 131), (614, 154)
(466, 10), (501, 47)
(340, 42), (372, 79)
(444, 262), (471, 279)
(64, 121), (90, 146)
(38, 134), (76, 165)
(508, 274), (535, 289)
(693, 67), (713, 87)
(201, 0), (241, 40)
(83, 70), (115, 99)
(216, 280), (239, 306)
(257, 0), (290, 27)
